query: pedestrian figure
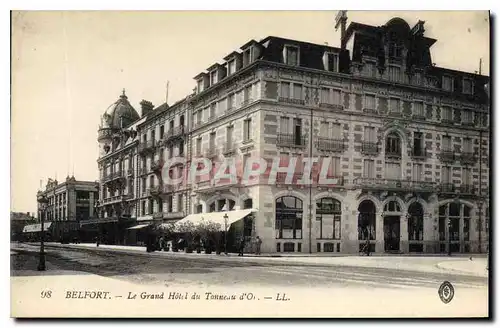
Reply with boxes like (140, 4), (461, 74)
(95, 236), (100, 247)
(238, 236), (246, 256)
(255, 236), (262, 255)
(365, 237), (371, 256)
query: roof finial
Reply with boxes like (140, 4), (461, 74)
(122, 88), (126, 96)
(120, 88), (128, 100)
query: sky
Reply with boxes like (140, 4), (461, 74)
(10, 10), (490, 214)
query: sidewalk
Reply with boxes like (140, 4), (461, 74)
(35, 242), (489, 277)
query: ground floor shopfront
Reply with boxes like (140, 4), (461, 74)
(191, 185), (489, 254)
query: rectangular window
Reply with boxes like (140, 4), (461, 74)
(390, 98), (400, 113)
(243, 119), (251, 142)
(226, 125), (233, 146)
(363, 159), (375, 178)
(281, 82), (291, 98)
(177, 194), (183, 212)
(364, 126), (376, 142)
(365, 61), (376, 78)
(464, 218), (470, 241)
(442, 136), (452, 151)
(141, 200), (146, 216)
(462, 168), (471, 185)
(413, 132), (423, 156)
(388, 66), (401, 82)
(463, 138), (472, 152)
(293, 118), (302, 145)
(414, 102), (424, 117)
(331, 157), (341, 176)
(242, 49), (252, 67)
(332, 89), (341, 105)
(364, 94), (376, 110)
(196, 138), (202, 156)
(442, 106), (453, 121)
(179, 140), (184, 156)
(325, 53), (338, 72)
(320, 122), (329, 138)
(210, 103), (216, 119)
(196, 110), (202, 125)
(228, 60), (236, 75)
(332, 123), (342, 139)
(142, 178), (146, 192)
(209, 132), (216, 149)
(280, 117), (290, 134)
(413, 163), (422, 181)
(227, 93), (235, 110)
(197, 80), (203, 93)
(293, 84), (302, 100)
(414, 72), (423, 85)
(442, 76), (453, 91)
(244, 85), (251, 102)
(285, 46), (299, 66)
(210, 71), (217, 86)
(442, 166), (451, 183)
(385, 162), (401, 180)
(321, 88), (330, 104)
(463, 78), (473, 94)
(159, 125), (165, 137)
(463, 110), (473, 124)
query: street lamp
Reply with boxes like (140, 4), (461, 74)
(37, 194), (49, 271)
(223, 213), (228, 255)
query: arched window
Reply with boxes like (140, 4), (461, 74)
(275, 196), (303, 239)
(438, 202), (469, 253)
(384, 200), (401, 213)
(316, 198), (341, 239)
(358, 200), (376, 241)
(385, 132), (401, 156)
(208, 198), (236, 212)
(408, 202), (424, 242)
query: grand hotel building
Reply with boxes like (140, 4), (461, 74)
(96, 16), (490, 253)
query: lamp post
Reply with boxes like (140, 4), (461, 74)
(223, 213), (228, 255)
(37, 194), (49, 271)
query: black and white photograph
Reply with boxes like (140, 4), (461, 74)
(9, 9), (491, 318)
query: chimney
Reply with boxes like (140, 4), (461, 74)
(140, 100), (154, 117)
(335, 10), (348, 49)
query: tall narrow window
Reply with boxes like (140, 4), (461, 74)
(442, 76), (453, 91)
(227, 93), (235, 110)
(385, 132), (401, 156)
(414, 102), (424, 117)
(196, 110), (202, 125)
(196, 138), (202, 156)
(412, 163), (422, 181)
(385, 162), (401, 180)
(293, 118), (302, 145)
(280, 117), (290, 134)
(226, 125), (234, 147)
(364, 126), (376, 142)
(363, 159), (375, 178)
(210, 103), (216, 119)
(209, 132), (216, 150)
(388, 66), (401, 82)
(159, 125), (165, 137)
(177, 194), (183, 212)
(462, 168), (471, 185)
(332, 123), (342, 139)
(321, 88), (330, 104)
(244, 85), (251, 102)
(332, 89), (341, 105)
(413, 132), (423, 156)
(462, 78), (473, 94)
(441, 166), (451, 183)
(228, 60), (236, 75)
(243, 119), (251, 142)
(281, 82), (291, 99)
(365, 61), (376, 78)
(319, 122), (329, 138)
(442, 106), (453, 122)
(463, 110), (473, 124)
(463, 138), (473, 153)
(325, 53), (338, 72)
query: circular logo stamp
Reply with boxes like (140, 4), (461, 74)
(438, 281), (455, 304)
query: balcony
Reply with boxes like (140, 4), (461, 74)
(361, 142), (379, 155)
(438, 150), (455, 163)
(277, 133), (306, 148)
(362, 107), (377, 114)
(164, 125), (186, 142)
(315, 138), (345, 152)
(223, 142), (237, 156)
(411, 114), (426, 121)
(276, 172), (304, 185)
(138, 140), (156, 155)
(279, 97), (305, 106)
(385, 150), (402, 159)
(410, 148), (428, 160)
(354, 178), (437, 192)
(147, 185), (163, 197)
(205, 146), (218, 158)
(459, 184), (477, 195)
(441, 118), (454, 125)
(151, 159), (164, 173)
(319, 103), (343, 111)
(438, 183), (455, 194)
(459, 152), (477, 165)
(163, 211), (186, 220)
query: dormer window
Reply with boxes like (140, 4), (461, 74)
(323, 52), (339, 72)
(442, 75), (454, 92)
(228, 59), (236, 75)
(197, 79), (203, 93)
(242, 48), (252, 67)
(284, 45), (299, 66)
(210, 71), (217, 86)
(463, 78), (474, 95)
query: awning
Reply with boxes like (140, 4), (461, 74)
(80, 217), (118, 225)
(23, 222), (52, 233)
(172, 209), (256, 232)
(137, 215), (153, 222)
(127, 224), (151, 230)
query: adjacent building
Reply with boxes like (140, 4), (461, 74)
(96, 15), (490, 254)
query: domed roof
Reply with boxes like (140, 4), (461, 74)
(100, 89), (140, 129)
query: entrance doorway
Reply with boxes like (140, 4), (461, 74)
(384, 216), (400, 252)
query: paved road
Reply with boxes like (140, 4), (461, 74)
(11, 243), (487, 290)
